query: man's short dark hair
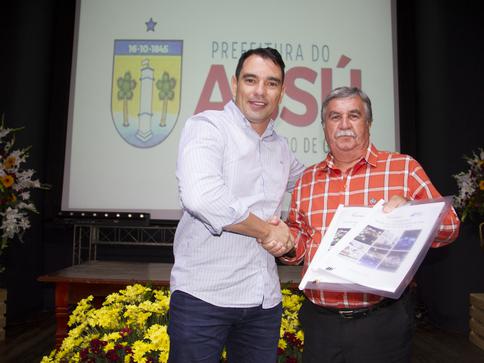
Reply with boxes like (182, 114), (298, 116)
(321, 86), (373, 124)
(235, 47), (285, 83)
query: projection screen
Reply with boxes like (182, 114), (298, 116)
(62, 0), (399, 220)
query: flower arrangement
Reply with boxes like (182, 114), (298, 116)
(41, 284), (171, 362)
(0, 118), (47, 272)
(453, 148), (484, 223)
(278, 287), (304, 363)
(42, 284), (305, 363)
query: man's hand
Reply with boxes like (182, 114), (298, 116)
(224, 213), (293, 257)
(257, 217), (294, 257)
(383, 195), (409, 213)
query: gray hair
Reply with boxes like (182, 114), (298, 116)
(321, 87), (373, 124)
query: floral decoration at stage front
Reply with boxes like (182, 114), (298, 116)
(0, 117), (48, 272)
(41, 284), (305, 363)
(41, 284), (171, 362)
(278, 287), (305, 363)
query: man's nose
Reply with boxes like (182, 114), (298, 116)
(339, 116), (351, 128)
(254, 81), (265, 95)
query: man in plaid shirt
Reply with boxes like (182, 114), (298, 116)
(282, 87), (460, 362)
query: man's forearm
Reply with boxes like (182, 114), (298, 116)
(224, 213), (271, 241)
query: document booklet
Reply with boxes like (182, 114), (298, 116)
(299, 197), (452, 299)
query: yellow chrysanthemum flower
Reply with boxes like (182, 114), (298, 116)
(139, 300), (164, 314)
(68, 295), (94, 326)
(146, 323), (169, 348)
(124, 304), (152, 327)
(40, 356), (54, 363)
(278, 338), (287, 349)
(89, 306), (122, 329)
(103, 292), (122, 305)
(159, 351), (169, 363)
(132, 340), (152, 362)
(102, 331), (122, 342)
(124, 284), (152, 301)
(104, 341), (115, 352)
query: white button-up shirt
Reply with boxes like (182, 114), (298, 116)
(171, 101), (304, 308)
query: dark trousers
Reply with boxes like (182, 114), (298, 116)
(299, 292), (415, 363)
(168, 290), (282, 363)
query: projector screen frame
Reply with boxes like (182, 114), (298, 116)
(61, 0), (400, 222)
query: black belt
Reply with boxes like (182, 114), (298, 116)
(309, 291), (407, 319)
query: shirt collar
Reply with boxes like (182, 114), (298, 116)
(318, 143), (379, 171)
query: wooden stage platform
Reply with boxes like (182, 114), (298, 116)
(38, 260), (302, 347)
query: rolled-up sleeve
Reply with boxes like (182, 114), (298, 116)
(176, 116), (249, 235)
(280, 178), (310, 265)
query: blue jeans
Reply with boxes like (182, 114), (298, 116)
(168, 290), (282, 363)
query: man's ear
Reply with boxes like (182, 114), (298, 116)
(278, 85), (285, 105)
(231, 75), (237, 99)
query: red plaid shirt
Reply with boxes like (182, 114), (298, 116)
(285, 144), (460, 308)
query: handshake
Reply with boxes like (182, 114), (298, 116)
(257, 217), (295, 257)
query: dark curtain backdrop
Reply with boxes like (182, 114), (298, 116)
(0, 0), (483, 332)
(0, 1), (75, 324)
(397, 0), (484, 333)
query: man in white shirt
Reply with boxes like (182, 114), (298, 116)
(169, 47), (304, 363)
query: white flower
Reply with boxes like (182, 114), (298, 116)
(12, 169), (40, 191)
(0, 121), (47, 261)
(0, 129), (10, 138)
(454, 170), (475, 207)
(0, 207), (28, 240)
(18, 202), (37, 213)
(453, 148), (484, 222)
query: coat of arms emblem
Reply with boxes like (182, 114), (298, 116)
(111, 40), (183, 148)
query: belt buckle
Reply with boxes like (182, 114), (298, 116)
(339, 310), (355, 319)
(339, 308), (369, 319)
